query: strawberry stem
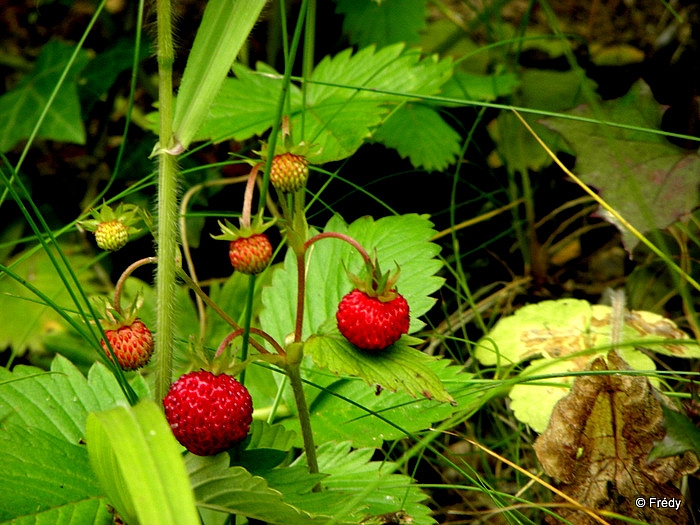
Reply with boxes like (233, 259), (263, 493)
(175, 267), (272, 357)
(287, 363), (319, 477)
(215, 328), (279, 358)
(240, 164), (261, 229)
(153, 0), (178, 404)
(304, 231), (372, 265)
(113, 257), (158, 315)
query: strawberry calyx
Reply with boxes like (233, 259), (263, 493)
(94, 291), (145, 332)
(79, 203), (148, 248)
(211, 211), (275, 242)
(345, 253), (401, 303)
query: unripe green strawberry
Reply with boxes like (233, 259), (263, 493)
(163, 371), (253, 456)
(94, 220), (129, 251)
(229, 233), (273, 274)
(270, 153), (309, 192)
(100, 319), (154, 370)
(336, 289), (410, 351)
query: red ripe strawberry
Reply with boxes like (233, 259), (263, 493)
(163, 371), (253, 456)
(95, 220), (129, 251)
(336, 289), (410, 351)
(270, 152), (309, 193)
(100, 319), (154, 370)
(229, 233), (273, 274)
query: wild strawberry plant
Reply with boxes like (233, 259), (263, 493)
(1, 1), (699, 524)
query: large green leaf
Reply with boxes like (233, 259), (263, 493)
(261, 213), (443, 344)
(186, 453), (323, 524)
(0, 40), (88, 152)
(335, 0), (427, 48)
(87, 401), (200, 525)
(260, 213), (447, 402)
(293, 358), (470, 447)
(0, 356), (136, 524)
(196, 44), (454, 166)
(276, 442), (435, 525)
(0, 355), (128, 442)
(0, 424), (110, 524)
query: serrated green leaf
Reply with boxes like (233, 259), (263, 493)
(196, 44), (453, 164)
(295, 359), (470, 447)
(0, 498), (112, 525)
(306, 328), (453, 403)
(0, 424), (107, 523)
(335, 0), (427, 48)
(185, 454), (322, 524)
(285, 441), (435, 525)
(87, 401), (200, 525)
(372, 103), (461, 171)
(261, 213), (443, 346)
(0, 40), (88, 152)
(0, 355), (128, 443)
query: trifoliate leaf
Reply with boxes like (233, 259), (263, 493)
(335, 0), (427, 48)
(0, 40), (88, 152)
(196, 44), (453, 165)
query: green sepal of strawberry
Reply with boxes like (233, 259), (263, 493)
(93, 291), (145, 331)
(210, 211), (275, 242)
(79, 203), (149, 251)
(79, 202), (147, 236)
(346, 254), (401, 303)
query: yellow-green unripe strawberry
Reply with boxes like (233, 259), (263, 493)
(95, 220), (129, 251)
(270, 153), (309, 192)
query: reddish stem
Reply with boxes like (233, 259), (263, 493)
(304, 231), (371, 265)
(215, 327), (282, 358)
(113, 257), (158, 314)
(240, 164), (261, 229)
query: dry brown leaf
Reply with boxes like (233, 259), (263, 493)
(534, 351), (698, 525)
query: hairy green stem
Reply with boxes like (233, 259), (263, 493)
(154, 0), (177, 403)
